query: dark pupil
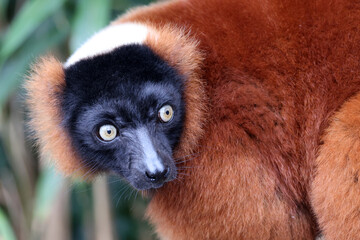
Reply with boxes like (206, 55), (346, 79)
(107, 130), (112, 134)
(166, 110), (170, 115)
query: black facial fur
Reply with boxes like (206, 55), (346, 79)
(61, 44), (185, 190)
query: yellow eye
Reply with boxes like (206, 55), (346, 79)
(98, 124), (117, 141)
(158, 105), (174, 123)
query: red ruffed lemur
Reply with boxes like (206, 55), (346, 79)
(25, 0), (360, 239)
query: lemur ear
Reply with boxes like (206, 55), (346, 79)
(25, 56), (86, 176)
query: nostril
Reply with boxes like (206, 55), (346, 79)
(145, 168), (169, 183)
(145, 171), (155, 181)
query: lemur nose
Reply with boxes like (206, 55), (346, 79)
(145, 168), (169, 183)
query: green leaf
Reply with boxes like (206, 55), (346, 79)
(69, 0), (111, 52)
(0, 208), (16, 240)
(30, 165), (65, 240)
(112, 0), (153, 12)
(33, 166), (64, 221)
(0, 17), (69, 108)
(0, 137), (9, 171)
(0, 0), (9, 25)
(0, 0), (66, 65)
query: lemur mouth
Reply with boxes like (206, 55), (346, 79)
(132, 166), (177, 190)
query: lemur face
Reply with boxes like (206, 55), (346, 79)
(61, 26), (185, 190)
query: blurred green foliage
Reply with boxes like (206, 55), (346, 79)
(0, 0), (157, 239)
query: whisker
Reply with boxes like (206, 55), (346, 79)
(71, 159), (100, 176)
(116, 186), (131, 207)
(112, 184), (129, 202)
(176, 172), (191, 177)
(63, 161), (101, 193)
(127, 189), (133, 201)
(174, 152), (202, 162)
(134, 189), (139, 200)
(177, 165), (202, 169)
(175, 155), (202, 165)
(107, 177), (126, 185)
(76, 161), (101, 180)
(173, 176), (186, 185)
(128, 188), (137, 201)
(175, 175), (186, 180)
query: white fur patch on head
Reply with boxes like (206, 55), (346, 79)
(64, 23), (149, 68)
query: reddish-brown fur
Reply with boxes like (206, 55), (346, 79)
(27, 0), (360, 239)
(26, 57), (85, 175)
(144, 25), (208, 158)
(311, 93), (360, 239)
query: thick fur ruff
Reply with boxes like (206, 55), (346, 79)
(26, 0), (360, 239)
(25, 57), (84, 175)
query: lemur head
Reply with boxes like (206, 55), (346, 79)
(62, 36), (185, 189)
(26, 23), (207, 190)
